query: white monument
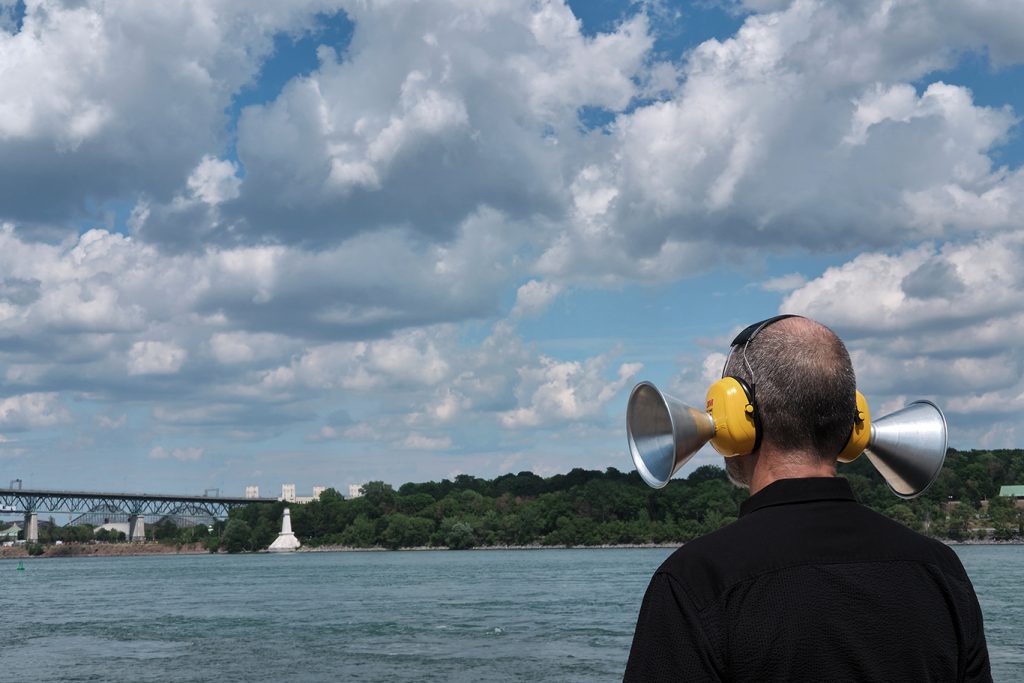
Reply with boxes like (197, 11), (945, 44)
(267, 507), (301, 552)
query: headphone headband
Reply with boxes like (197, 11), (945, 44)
(722, 314), (801, 380)
(730, 314), (801, 347)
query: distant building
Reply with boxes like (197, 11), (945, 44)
(1000, 485), (1024, 508)
(281, 484), (296, 503)
(348, 484), (364, 499)
(245, 485), (260, 499)
(277, 484), (325, 504)
(70, 503), (130, 527)
(94, 522), (130, 536)
(1, 524), (20, 540)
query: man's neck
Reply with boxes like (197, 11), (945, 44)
(748, 449), (836, 496)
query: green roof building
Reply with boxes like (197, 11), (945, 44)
(998, 485), (1024, 498)
(1, 524), (20, 539)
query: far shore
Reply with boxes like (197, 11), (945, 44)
(1, 542), (209, 559)
(3, 538), (1022, 560)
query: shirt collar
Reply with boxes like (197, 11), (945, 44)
(739, 477), (856, 517)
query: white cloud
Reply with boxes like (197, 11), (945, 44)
(96, 414), (127, 430)
(0, 393), (70, 429)
(428, 388), (466, 423)
(535, 0), (1024, 282)
(342, 423), (381, 441)
(187, 156), (241, 205)
(7, 0), (1024, 268)
(667, 351), (729, 405)
(510, 279), (562, 319)
(780, 232), (1024, 446)
(760, 273), (807, 292)
(500, 353), (642, 428)
(307, 425), (342, 442)
(149, 446), (204, 461)
(30, 0), (1022, 287)
(127, 340), (187, 375)
(0, 0), (333, 229)
(161, 0), (654, 248)
(209, 332), (293, 364)
(1, 0), (1023, 482)
(400, 433), (452, 451)
(262, 327), (453, 392)
(0, 211), (515, 410)
(783, 233), (1024, 336)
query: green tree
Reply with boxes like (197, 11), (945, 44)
(442, 520), (476, 549)
(986, 496), (1019, 540)
(249, 518), (276, 550)
(217, 451), (1024, 547)
(885, 504), (920, 532)
(396, 493), (436, 516)
(40, 517), (58, 544)
(151, 519), (179, 542)
(341, 514), (378, 547)
(221, 519), (253, 553)
(382, 514), (434, 549)
(945, 503), (975, 541)
(361, 481), (397, 518)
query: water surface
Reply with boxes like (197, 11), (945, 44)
(1, 546), (1019, 681)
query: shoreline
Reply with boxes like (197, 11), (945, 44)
(3, 538), (1022, 560)
(0, 542), (209, 559)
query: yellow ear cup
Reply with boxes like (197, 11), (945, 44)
(706, 377), (758, 457)
(837, 391), (871, 463)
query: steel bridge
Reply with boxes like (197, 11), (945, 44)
(0, 487), (277, 542)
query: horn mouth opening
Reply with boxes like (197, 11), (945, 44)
(866, 399), (948, 499)
(627, 382), (677, 489)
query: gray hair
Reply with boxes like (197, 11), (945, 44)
(723, 318), (857, 460)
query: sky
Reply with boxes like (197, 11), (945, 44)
(1, 0), (1023, 498)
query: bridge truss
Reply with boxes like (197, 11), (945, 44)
(0, 488), (273, 519)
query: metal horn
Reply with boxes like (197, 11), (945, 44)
(864, 400), (948, 499)
(626, 382), (949, 498)
(626, 382), (715, 488)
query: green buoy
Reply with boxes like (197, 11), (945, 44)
(16, 560), (25, 571)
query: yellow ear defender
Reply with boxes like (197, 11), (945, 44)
(706, 315), (872, 461)
(706, 376), (760, 456)
(837, 390), (871, 463)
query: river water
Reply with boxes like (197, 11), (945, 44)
(1, 545), (1020, 681)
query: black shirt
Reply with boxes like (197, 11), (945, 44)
(624, 477), (991, 682)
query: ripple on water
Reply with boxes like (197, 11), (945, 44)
(1, 547), (1020, 681)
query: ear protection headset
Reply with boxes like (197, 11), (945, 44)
(705, 315), (871, 461)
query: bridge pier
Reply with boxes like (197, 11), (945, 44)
(23, 511), (38, 542)
(129, 514), (146, 542)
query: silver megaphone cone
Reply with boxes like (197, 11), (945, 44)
(626, 382), (949, 498)
(626, 382), (715, 488)
(865, 400), (948, 499)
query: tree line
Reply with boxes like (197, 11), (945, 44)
(214, 448), (1024, 552)
(17, 449), (1023, 553)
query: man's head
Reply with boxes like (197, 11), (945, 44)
(722, 316), (856, 486)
